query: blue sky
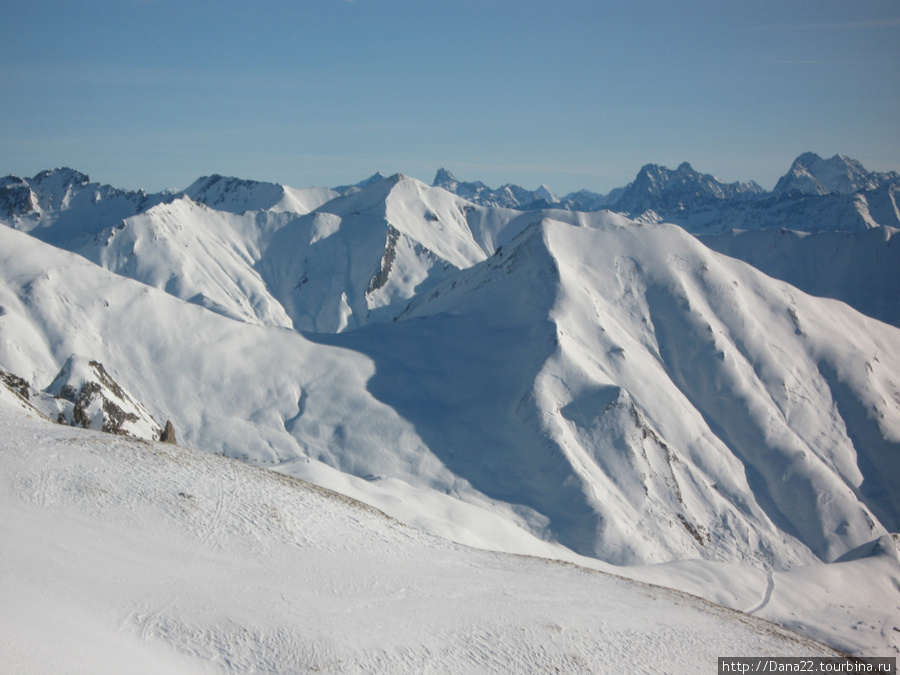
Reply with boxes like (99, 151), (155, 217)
(2, 0), (899, 195)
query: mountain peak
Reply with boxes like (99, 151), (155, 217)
(433, 167), (457, 187)
(612, 161), (765, 218)
(33, 167), (91, 187)
(795, 151), (823, 165)
(774, 152), (887, 196)
(534, 184), (558, 203)
(182, 174), (289, 214)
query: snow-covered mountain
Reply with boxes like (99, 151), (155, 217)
(773, 152), (900, 196)
(433, 167), (612, 212)
(3, 191), (899, 565)
(606, 155), (900, 234)
(0, 168), (171, 246)
(2, 164), (900, 660)
(433, 154), (900, 235)
(700, 226), (900, 329)
(610, 161), (765, 216)
(183, 173), (338, 214)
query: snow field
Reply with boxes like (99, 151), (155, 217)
(0, 401), (838, 673)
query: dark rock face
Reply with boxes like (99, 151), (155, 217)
(0, 177), (38, 218)
(160, 420), (177, 445)
(368, 225), (401, 294)
(0, 367), (31, 401)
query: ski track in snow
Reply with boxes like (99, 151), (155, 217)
(747, 569), (775, 614)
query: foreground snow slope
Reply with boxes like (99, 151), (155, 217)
(0, 398), (837, 674)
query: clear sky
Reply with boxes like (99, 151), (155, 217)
(2, 0), (899, 196)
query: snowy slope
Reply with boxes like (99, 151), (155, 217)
(3, 201), (899, 568)
(353, 214), (900, 567)
(629, 534), (900, 658)
(78, 196), (297, 327)
(0, 170), (342, 328)
(183, 173), (338, 214)
(0, 399), (840, 673)
(0, 223), (572, 556)
(255, 173), (504, 331)
(700, 226), (900, 329)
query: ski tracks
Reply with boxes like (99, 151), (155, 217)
(748, 568), (775, 615)
(197, 469), (239, 549)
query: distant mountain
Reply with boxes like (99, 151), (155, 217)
(0, 168), (170, 246)
(183, 174), (337, 214)
(773, 152), (899, 196)
(610, 161), (765, 216)
(333, 171), (389, 195)
(432, 167), (612, 212)
(432, 155), (900, 235)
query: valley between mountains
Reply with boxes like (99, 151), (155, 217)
(1, 154), (899, 668)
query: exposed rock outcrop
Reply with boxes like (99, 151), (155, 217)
(46, 356), (163, 442)
(160, 420), (177, 445)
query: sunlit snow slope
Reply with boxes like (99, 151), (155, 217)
(0, 395), (839, 673)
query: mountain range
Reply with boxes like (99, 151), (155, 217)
(434, 152), (900, 235)
(1, 153), (899, 662)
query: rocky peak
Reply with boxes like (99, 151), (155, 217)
(33, 167), (91, 186)
(773, 152), (895, 196)
(433, 167), (458, 190)
(0, 175), (38, 219)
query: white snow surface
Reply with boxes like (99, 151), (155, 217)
(0, 398), (842, 673)
(700, 225), (900, 329)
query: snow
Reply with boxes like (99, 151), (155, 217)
(0, 399), (839, 673)
(183, 173), (338, 215)
(700, 225), (900, 329)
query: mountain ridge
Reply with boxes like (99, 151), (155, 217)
(432, 153), (900, 234)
